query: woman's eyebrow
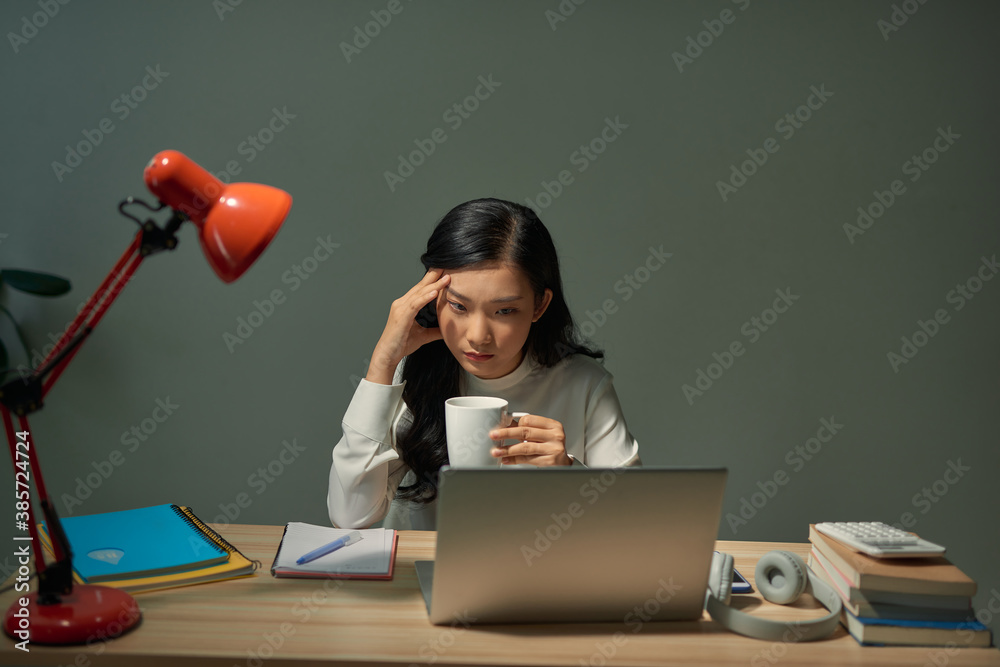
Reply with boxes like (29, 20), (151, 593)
(446, 287), (524, 303)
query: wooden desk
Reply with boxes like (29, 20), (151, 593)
(1, 525), (998, 666)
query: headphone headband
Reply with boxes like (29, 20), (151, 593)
(705, 551), (842, 642)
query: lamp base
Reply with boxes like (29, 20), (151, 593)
(3, 584), (141, 645)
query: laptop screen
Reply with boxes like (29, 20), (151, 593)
(422, 466), (727, 625)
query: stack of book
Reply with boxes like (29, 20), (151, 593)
(40, 504), (258, 593)
(808, 524), (991, 647)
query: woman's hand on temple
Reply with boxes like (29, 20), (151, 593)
(366, 269), (450, 385)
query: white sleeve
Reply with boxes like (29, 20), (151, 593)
(327, 379), (410, 528)
(581, 375), (642, 468)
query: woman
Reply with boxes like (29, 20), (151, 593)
(328, 198), (640, 529)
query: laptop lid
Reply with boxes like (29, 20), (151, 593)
(420, 466), (727, 625)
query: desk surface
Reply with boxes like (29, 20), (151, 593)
(1, 525), (998, 667)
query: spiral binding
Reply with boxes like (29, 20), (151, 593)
(170, 504), (261, 571)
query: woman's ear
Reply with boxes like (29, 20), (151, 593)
(532, 289), (554, 322)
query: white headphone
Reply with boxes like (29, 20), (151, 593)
(705, 551), (843, 641)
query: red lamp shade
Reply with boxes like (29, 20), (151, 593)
(143, 150), (291, 283)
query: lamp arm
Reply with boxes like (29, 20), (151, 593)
(41, 250), (145, 398)
(36, 497), (75, 601)
(36, 203), (184, 397)
(35, 232), (143, 375)
(3, 408), (77, 602)
(3, 409), (46, 574)
(0, 226), (146, 416)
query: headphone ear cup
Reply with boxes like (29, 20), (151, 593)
(707, 552), (734, 605)
(755, 551), (808, 605)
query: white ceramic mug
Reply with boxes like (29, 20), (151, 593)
(444, 396), (508, 467)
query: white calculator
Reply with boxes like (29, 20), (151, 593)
(815, 521), (946, 558)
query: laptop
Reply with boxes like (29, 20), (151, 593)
(415, 466), (727, 625)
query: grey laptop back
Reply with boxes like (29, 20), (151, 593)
(416, 466), (727, 625)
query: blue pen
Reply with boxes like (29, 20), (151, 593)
(296, 531), (363, 565)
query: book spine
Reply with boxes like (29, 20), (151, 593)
(808, 527), (861, 586)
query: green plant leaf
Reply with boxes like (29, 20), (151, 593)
(0, 269), (72, 296)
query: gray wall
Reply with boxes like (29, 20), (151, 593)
(3, 0), (999, 639)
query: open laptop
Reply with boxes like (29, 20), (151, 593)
(415, 466), (727, 625)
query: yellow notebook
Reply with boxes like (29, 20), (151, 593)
(39, 506), (259, 593)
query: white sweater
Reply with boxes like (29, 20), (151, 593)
(327, 353), (641, 530)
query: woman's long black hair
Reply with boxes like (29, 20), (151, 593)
(395, 198), (601, 503)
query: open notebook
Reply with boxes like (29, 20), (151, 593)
(271, 523), (398, 580)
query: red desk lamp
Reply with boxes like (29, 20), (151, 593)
(1, 150), (291, 645)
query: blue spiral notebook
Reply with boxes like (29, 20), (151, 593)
(50, 504), (229, 582)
